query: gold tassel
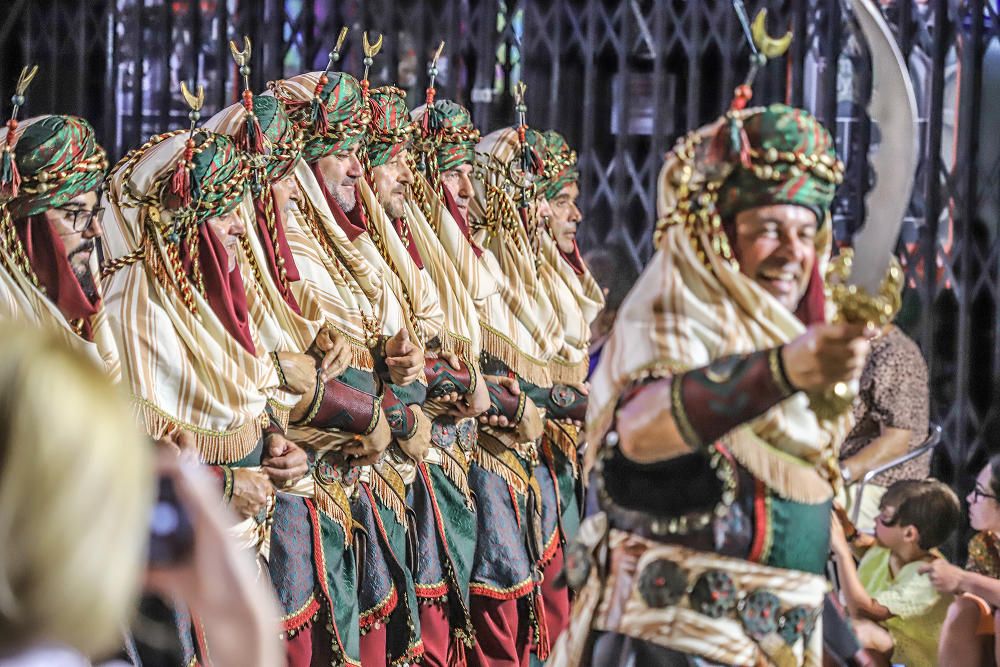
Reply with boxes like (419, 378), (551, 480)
(542, 422), (579, 480)
(369, 465), (408, 528)
(312, 477), (354, 546)
(473, 433), (529, 496)
(430, 447), (473, 504)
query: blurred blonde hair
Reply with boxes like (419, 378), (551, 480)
(0, 323), (153, 658)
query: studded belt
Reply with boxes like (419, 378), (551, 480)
(573, 527), (827, 667)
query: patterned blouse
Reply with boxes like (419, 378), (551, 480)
(839, 326), (930, 487)
(967, 531), (1000, 579)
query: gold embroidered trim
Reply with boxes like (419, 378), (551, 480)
(313, 476), (354, 546)
(768, 347), (796, 397)
(369, 465), (408, 528)
(429, 445), (473, 503)
(670, 372), (703, 449)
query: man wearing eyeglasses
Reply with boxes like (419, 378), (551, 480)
(0, 114), (117, 377)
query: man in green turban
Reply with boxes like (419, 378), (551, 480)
(0, 114), (119, 375)
(553, 103), (873, 666)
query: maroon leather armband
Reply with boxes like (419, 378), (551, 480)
(670, 347), (796, 448)
(382, 385), (419, 440)
(292, 370), (382, 435)
(424, 356), (474, 398)
(484, 379), (527, 424)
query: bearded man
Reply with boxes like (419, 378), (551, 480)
(0, 113), (118, 376)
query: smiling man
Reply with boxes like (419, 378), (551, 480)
(0, 114), (119, 376)
(553, 104), (873, 666)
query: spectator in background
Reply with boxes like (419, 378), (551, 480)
(923, 455), (1000, 666)
(839, 321), (931, 531)
(830, 479), (961, 667)
(582, 241), (639, 377)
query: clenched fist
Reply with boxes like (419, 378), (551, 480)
(781, 322), (874, 394)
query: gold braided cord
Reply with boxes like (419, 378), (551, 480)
(361, 164), (422, 336)
(259, 186), (290, 286)
(295, 191), (381, 345)
(239, 234), (269, 307)
(184, 226), (206, 298)
(99, 246), (145, 279)
(0, 206), (42, 290)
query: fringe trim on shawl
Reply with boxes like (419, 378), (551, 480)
(439, 331), (474, 367)
(473, 432), (529, 496)
(312, 476), (354, 546)
(549, 356), (589, 386)
(429, 446), (473, 504)
(542, 422), (579, 480)
(480, 323), (551, 387)
(369, 465), (409, 529)
(725, 434), (834, 505)
(135, 398), (265, 465)
(328, 323), (375, 370)
(267, 399), (292, 431)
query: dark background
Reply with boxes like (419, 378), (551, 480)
(3, 0), (1000, 532)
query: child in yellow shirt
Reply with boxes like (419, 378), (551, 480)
(830, 479), (961, 667)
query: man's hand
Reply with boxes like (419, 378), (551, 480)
(434, 351), (463, 403)
(781, 323), (874, 393)
(919, 559), (965, 595)
(341, 412), (392, 466)
(451, 371), (490, 418)
(312, 327), (352, 381)
(478, 375), (521, 428)
(261, 433), (309, 485)
(398, 405), (432, 462)
(230, 468), (273, 518)
(514, 398), (545, 442)
(385, 329), (423, 385)
(276, 351), (319, 395)
(156, 427), (198, 457)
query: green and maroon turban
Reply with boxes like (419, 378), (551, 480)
(412, 99), (480, 173)
(366, 86), (414, 168)
(155, 130), (248, 228)
(716, 103), (843, 224)
(538, 130), (578, 201)
(269, 71), (369, 163)
(3, 115), (107, 219)
(253, 95), (304, 183)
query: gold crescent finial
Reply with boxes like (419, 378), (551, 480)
(14, 65), (39, 97)
(363, 32), (384, 58)
(180, 81), (205, 111)
(513, 81), (527, 106)
(335, 26), (349, 53)
(751, 9), (792, 59)
(432, 41), (445, 68)
(228, 36), (252, 66)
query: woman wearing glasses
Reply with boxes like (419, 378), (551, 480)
(923, 455), (1000, 665)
